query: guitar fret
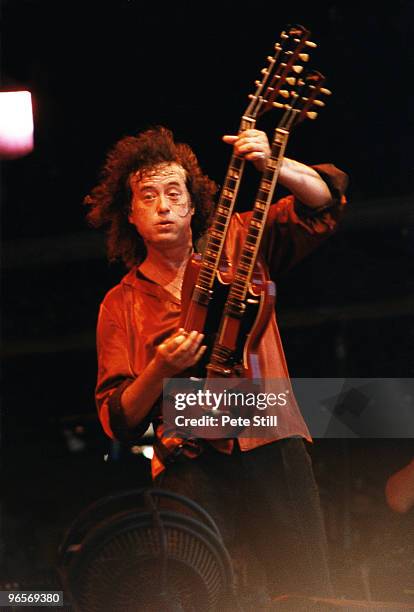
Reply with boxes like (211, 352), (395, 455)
(252, 209), (264, 220)
(257, 189), (270, 201)
(199, 270), (213, 282)
(214, 223), (226, 232)
(205, 246), (218, 254)
(225, 179), (237, 190)
(201, 261), (216, 270)
(208, 236), (221, 244)
(197, 281), (210, 291)
(249, 221), (261, 231)
(219, 197), (232, 209)
(251, 216), (264, 227)
(216, 208), (229, 218)
(246, 234), (258, 245)
(231, 285), (245, 296)
(235, 271), (249, 282)
(214, 216), (226, 225)
(238, 262), (250, 272)
(261, 178), (273, 190)
(206, 241), (221, 251)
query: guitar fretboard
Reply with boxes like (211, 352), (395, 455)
(192, 117), (254, 302)
(224, 128), (289, 317)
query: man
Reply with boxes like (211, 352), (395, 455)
(86, 125), (348, 603)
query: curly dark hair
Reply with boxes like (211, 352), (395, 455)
(85, 126), (218, 268)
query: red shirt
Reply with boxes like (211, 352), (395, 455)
(95, 164), (348, 478)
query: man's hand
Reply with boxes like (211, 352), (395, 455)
(154, 329), (206, 377)
(223, 129), (334, 208)
(223, 129), (270, 172)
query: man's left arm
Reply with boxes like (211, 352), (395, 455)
(224, 128), (347, 210)
(224, 129), (349, 275)
(277, 157), (335, 209)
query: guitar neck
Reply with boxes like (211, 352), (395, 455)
(189, 25), (315, 308)
(224, 128), (290, 317)
(192, 116), (255, 302)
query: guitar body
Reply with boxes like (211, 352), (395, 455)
(206, 260), (276, 379)
(179, 253), (232, 378)
(242, 274), (276, 379)
(179, 254), (275, 380)
(180, 253), (232, 333)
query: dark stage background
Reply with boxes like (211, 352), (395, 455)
(1, 0), (413, 604)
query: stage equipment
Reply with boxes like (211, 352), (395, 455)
(58, 488), (236, 611)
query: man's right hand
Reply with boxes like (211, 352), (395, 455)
(154, 329), (206, 377)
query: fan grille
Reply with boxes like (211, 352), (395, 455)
(60, 490), (234, 612)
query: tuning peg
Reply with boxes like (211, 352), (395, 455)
(261, 68), (269, 75)
(255, 80), (262, 86)
(306, 111), (318, 119)
(273, 102), (285, 108)
(299, 53), (310, 62)
(313, 99), (325, 107)
(320, 87), (332, 95)
(280, 32), (289, 40)
(286, 77), (296, 85)
(305, 40), (317, 48)
(279, 89), (290, 98)
(267, 56), (276, 62)
(292, 65), (303, 74)
(248, 94), (257, 100)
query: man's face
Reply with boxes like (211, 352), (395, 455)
(128, 162), (194, 249)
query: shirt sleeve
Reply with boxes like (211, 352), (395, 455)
(95, 298), (157, 442)
(260, 163), (348, 278)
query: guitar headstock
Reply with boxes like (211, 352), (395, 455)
(245, 24), (317, 120)
(296, 70), (331, 124)
(273, 69), (332, 131)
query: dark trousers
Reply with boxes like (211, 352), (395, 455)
(155, 438), (333, 600)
